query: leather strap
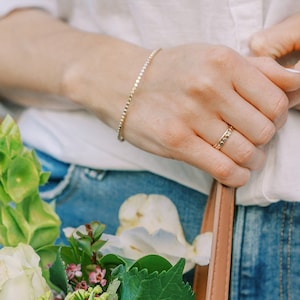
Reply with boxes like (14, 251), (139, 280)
(193, 181), (235, 300)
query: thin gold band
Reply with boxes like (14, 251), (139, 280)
(213, 125), (234, 150)
(117, 48), (162, 141)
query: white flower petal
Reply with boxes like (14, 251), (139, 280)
(117, 194), (187, 245)
(188, 232), (213, 266)
(102, 227), (196, 272)
(102, 194), (212, 272)
(0, 244), (52, 299)
(63, 225), (87, 239)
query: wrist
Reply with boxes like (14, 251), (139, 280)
(60, 35), (149, 128)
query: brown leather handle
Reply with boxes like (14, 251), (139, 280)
(193, 181), (235, 300)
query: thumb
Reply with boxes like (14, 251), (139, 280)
(249, 13), (300, 59)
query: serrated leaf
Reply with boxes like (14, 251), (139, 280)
(131, 254), (172, 274)
(114, 258), (194, 300)
(112, 265), (154, 299)
(138, 259), (195, 300)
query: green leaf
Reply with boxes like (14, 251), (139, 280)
(39, 170), (51, 186)
(100, 253), (128, 268)
(77, 237), (93, 256)
(131, 254), (172, 274)
(65, 235), (82, 262)
(113, 258), (195, 300)
(90, 221), (106, 241)
(91, 239), (107, 253)
(37, 245), (62, 292)
(112, 265), (152, 299)
(37, 245), (61, 270)
(49, 247), (69, 294)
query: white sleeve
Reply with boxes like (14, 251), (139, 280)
(0, 0), (58, 19)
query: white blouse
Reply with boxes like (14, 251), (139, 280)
(1, 0), (300, 205)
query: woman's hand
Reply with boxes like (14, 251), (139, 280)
(69, 43), (300, 187)
(250, 12), (300, 62)
(112, 45), (300, 187)
(249, 12), (300, 109)
(2, 9), (300, 188)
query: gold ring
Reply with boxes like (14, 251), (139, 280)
(213, 125), (234, 150)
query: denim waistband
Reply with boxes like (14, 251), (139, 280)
(34, 149), (70, 180)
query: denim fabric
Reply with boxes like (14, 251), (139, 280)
(36, 150), (207, 245)
(36, 150), (300, 299)
(231, 202), (300, 300)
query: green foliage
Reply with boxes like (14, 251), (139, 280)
(50, 221), (194, 299)
(0, 115), (196, 299)
(0, 115), (60, 262)
(49, 222), (109, 295)
(112, 258), (195, 299)
(49, 246), (70, 293)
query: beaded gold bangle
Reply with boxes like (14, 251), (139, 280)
(117, 48), (162, 141)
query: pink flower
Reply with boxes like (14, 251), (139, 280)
(75, 280), (88, 291)
(66, 263), (82, 280)
(89, 266), (107, 287)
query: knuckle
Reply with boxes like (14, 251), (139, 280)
(217, 169), (250, 187)
(249, 33), (268, 54)
(255, 122), (276, 145)
(159, 124), (187, 150)
(270, 92), (289, 119)
(213, 159), (236, 181)
(190, 76), (215, 96)
(187, 46), (236, 96)
(208, 45), (236, 66)
(235, 141), (256, 164)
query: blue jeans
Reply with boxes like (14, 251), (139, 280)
(36, 150), (300, 299)
(231, 202), (300, 300)
(36, 151), (207, 244)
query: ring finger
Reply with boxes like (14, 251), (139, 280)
(196, 120), (266, 170)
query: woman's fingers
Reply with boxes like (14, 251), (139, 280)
(249, 13), (300, 59)
(196, 120), (266, 171)
(151, 125), (252, 187)
(248, 57), (300, 92)
(122, 45), (300, 187)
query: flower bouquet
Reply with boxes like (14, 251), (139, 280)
(0, 116), (210, 300)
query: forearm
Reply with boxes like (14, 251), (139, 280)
(0, 9), (148, 124)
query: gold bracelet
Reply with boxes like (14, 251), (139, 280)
(117, 48), (162, 141)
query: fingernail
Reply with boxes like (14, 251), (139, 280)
(285, 67), (300, 74)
